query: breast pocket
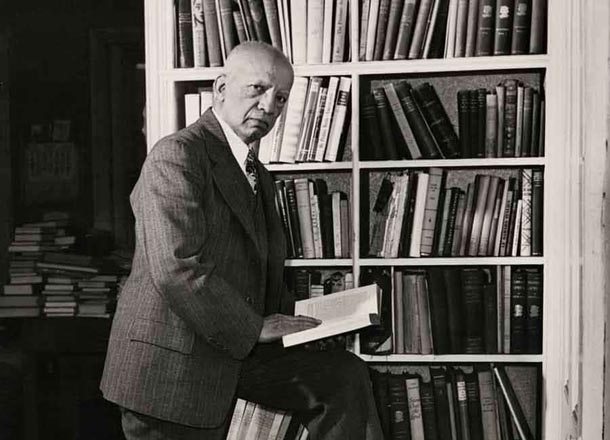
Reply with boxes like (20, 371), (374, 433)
(128, 318), (195, 354)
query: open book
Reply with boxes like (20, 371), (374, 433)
(282, 284), (381, 348)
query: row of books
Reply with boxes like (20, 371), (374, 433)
(275, 178), (351, 259)
(226, 399), (308, 440)
(288, 270), (355, 301)
(259, 76), (352, 164)
(457, 80), (545, 159)
(362, 80), (544, 161)
(371, 364), (539, 440)
(176, 0), (350, 68)
(360, 266), (542, 355)
(367, 168), (543, 258)
(361, 0), (547, 62)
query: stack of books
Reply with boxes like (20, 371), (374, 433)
(366, 168), (543, 259)
(176, 0), (351, 68)
(359, 0), (547, 61)
(226, 399), (308, 440)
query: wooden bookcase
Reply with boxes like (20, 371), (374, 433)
(143, 1), (588, 437)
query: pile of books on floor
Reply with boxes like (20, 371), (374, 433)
(1, 214), (124, 319)
(226, 399), (308, 440)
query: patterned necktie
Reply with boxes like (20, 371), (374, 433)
(245, 148), (258, 194)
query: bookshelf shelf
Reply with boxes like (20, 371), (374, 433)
(359, 257), (544, 266)
(162, 55), (550, 82)
(267, 162), (353, 172)
(284, 259), (353, 267)
(358, 157), (546, 169)
(359, 354), (544, 363)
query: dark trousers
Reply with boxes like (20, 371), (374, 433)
(121, 345), (383, 440)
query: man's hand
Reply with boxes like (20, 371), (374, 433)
(258, 314), (321, 343)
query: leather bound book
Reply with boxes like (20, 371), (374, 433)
(475, 0), (495, 55)
(510, 0), (531, 54)
(493, 0), (513, 55)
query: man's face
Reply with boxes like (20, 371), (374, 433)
(216, 54), (293, 144)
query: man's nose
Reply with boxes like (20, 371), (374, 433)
(258, 89), (276, 114)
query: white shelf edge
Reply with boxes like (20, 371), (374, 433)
(359, 157), (546, 169)
(284, 259), (353, 267)
(359, 257), (544, 266)
(358, 354), (543, 363)
(266, 162), (353, 172)
(160, 55), (549, 82)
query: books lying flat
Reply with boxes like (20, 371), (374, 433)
(282, 283), (381, 347)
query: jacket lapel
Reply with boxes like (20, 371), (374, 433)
(199, 110), (260, 254)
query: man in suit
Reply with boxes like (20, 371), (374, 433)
(101, 41), (383, 440)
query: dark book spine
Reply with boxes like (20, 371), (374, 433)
(444, 268), (464, 353)
(493, 0), (514, 55)
(293, 269), (311, 300)
(411, 82), (461, 159)
(398, 173), (419, 257)
(461, 268), (486, 354)
(510, 0), (531, 54)
(388, 374), (412, 440)
(394, 0), (419, 60)
(274, 181), (296, 258)
(469, 89), (481, 157)
(394, 82), (442, 159)
(428, 0), (452, 59)
(521, 86), (534, 156)
(203, 0), (224, 66)
(442, 188), (461, 256)
(431, 185), (448, 256)
(177, 0), (194, 67)
(373, 0), (392, 60)
(318, 193), (335, 259)
(218, 0), (239, 53)
(420, 381), (440, 440)
(465, 373), (485, 440)
(458, 89), (472, 158)
(247, 0), (272, 44)
(361, 93), (383, 160)
(525, 268), (543, 353)
(475, 0), (496, 56)
(360, 269), (394, 354)
(531, 169), (543, 256)
(382, 0), (406, 60)
(483, 283), (498, 353)
(476, 88), (487, 158)
(505, 176), (521, 254)
(530, 90), (541, 157)
(239, 0), (257, 40)
(502, 79), (518, 157)
(370, 370), (392, 439)
(262, 0), (283, 50)
(529, 0), (547, 54)
(431, 368), (453, 440)
(284, 180), (304, 258)
(455, 372), (471, 440)
(510, 268), (528, 353)
(372, 88), (402, 160)
(427, 268), (451, 354)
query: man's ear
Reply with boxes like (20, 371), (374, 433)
(213, 74), (227, 101)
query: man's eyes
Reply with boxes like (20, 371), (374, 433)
(248, 84), (266, 94)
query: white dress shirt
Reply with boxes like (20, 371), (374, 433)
(213, 108), (252, 178)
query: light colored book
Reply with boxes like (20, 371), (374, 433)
(278, 77), (309, 163)
(331, 191), (343, 258)
(199, 87), (213, 114)
(453, 0), (470, 57)
(444, 0), (459, 57)
(314, 77), (340, 161)
(306, 0), (325, 64)
(478, 175), (500, 256)
(511, 199), (523, 256)
(331, 0), (350, 62)
(493, 177), (510, 256)
(503, 266), (512, 353)
(308, 181), (324, 258)
(519, 169), (533, 256)
(468, 174), (491, 256)
(464, 0), (480, 56)
(403, 272), (421, 353)
(184, 93), (200, 126)
(295, 77), (323, 162)
(294, 178), (315, 259)
(192, 0), (207, 67)
(416, 273), (433, 355)
(408, 172), (430, 257)
(365, 0), (381, 61)
(323, 77), (352, 161)
(359, 0), (372, 60)
(321, 0), (334, 63)
(282, 284), (381, 347)
(406, 377), (426, 440)
(382, 82), (423, 160)
(289, 0), (307, 64)
(420, 168), (445, 256)
(478, 369), (500, 440)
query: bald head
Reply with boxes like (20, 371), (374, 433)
(213, 42), (294, 144)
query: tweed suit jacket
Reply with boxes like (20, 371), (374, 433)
(100, 109), (289, 428)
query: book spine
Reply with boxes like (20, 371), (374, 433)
(177, 0), (195, 67)
(203, 0), (224, 66)
(406, 377), (426, 439)
(454, 0), (470, 57)
(233, 10), (247, 43)
(248, 0), (272, 43)
(510, 268), (527, 353)
(468, 174), (491, 256)
(461, 268), (486, 353)
(521, 86), (534, 156)
(295, 78), (322, 162)
(476, 88), (487, 157)
(493, 0), (513, 55)
(393, 0), (418, 60)
(278, 77), (309, 163)
(307, 87), (329, 161)
(531, 169), (543, 256)
(331, 192), (343, 258)
(383, 83), (424, 160)
(478, 370), (500, 440)
(492, 367), (535, 440)
(444, 189), (462, 257)
(319, 193), (335, 258)
(530, 90), (541, 157)
(262, 0), (284, 49)
(331, 0), (350, 62)
(365, 0), (381, 61)
(324, 77), (352, 161)
(420, 381), (440, 440)
(455, 372), (472, 440)
(519, 169), (533, 257)
(382, 0), (405, 60)
(529, 0), (547, 53)
(451, 190), (467, 256)
(412, 82), (461, 158)
(488, 179), (505, 255)
(458, 89), (471, 157)
(465, 0), (481, 57)
(465, 373), (485, 440)
(218, 0), (238, 53)
(475, 0), (495, 55)
(284, 180), (304, 257)
(510, 0), (531, 54)
(192, 0), (208, 67)
(290, 0), (307, 64)
(510, 199), (523, 256)
(315, 77), (340, 161)
(502, 79), (518, 157)
(373, 0), (392, 60)
(409, 173), (430, 257)
(420, 168), (445, 256)
(515, 85), (524, 156)
(485, 92), (498, 158)
(432, 369), (454, 439)
(444, 268), (464, 353)
(308, 181), (324, 258)
(306, 0), (324, 63)
(525, 268), (543, 353)
(459, 182), (476, 256)
(427, 269), (451, 354)
(388, 374), (412, 439)
(435, 187), (453, 257)
(478, 175), (500, 256)
(359, 0), (372, 60)
(360, 93), (383, 160)
(408, 0), (435, 59)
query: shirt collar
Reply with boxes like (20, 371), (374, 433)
(212, 108), (251, 175)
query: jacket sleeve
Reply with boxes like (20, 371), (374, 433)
(135, 140), (263, 360)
